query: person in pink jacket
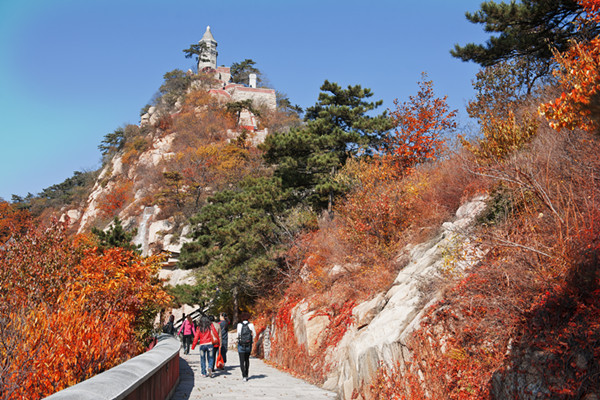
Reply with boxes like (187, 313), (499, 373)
(192, 315), (219, 377)
(178, 316), (196, 355)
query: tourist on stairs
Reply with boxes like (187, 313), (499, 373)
(192, 315), (218, 378)
(237, 312), (256, 382)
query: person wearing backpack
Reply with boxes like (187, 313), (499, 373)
(236, 312), (256, 382)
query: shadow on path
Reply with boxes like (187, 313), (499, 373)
(247, 374), (267, 380)
(171, 354), (195, 400)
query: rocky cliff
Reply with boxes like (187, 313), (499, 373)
(263, 196), (488, 399)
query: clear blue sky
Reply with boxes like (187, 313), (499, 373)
(0, 0), (489, 201)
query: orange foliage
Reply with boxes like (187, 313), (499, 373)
(539, 0), (600, 131)
(98, 180), (133, 218)
(383, 73), (456, 172)
(0, 220), (171, 399)
(336, 157), (410, 253)
(172, 89), (236, 149)
(0, 201), (31, 244)
(367, 128), (600, 399)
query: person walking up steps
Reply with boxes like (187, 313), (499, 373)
(178, 315), (195, 355)
(237, 312), (256, 382)
(192, 315), (219, 378)
(209, 315), (221, 373)
(219, 312), (229, 368)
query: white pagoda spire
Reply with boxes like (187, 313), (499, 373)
(198, 26), (218, 71)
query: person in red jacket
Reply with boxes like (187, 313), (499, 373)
(192, 315), (219, 377)
(178, 316), (196, 355)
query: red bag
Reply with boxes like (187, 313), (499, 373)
(216, 350), (224, 369)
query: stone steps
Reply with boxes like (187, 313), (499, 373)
(171, 349), (338, 399)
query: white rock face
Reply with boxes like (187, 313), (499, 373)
(163, 229), (193, 253)
(60, 209), (81, 225)
(287, 196), (489, 400)
(149, 219), (173, 245)
(136, 134), (175, 172)
(159, 267), (196, 287)
(292, 301), (332, 356)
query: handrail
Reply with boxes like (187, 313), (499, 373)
(173, 307), (205, 333)
(44, 334), (180, 400)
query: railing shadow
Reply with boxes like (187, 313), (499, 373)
(173, 356), (195, 399)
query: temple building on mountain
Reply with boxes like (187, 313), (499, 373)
(197, 26), (276, 137)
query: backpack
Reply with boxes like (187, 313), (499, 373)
(239, 322), (253, 346)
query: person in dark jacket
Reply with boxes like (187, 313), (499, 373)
(237, 312), (256, 382)
(218, 312), (229, 367)
(163, 314), (175, 335)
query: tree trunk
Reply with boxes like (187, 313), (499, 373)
(232, 286), (239, 326)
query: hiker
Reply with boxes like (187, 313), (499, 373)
(178, 315), (195, 355)
(237, 312), (256, 382)
(209, 315), (221, 372)
(219, 312), (229, 367)
(162, 314), (175, 335)
(192, 315), (219, 378)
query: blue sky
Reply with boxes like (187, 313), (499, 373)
(0, 0), (489, 201)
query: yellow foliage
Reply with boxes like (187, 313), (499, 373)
(461, 110), (539, 161)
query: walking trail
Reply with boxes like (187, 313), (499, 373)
(170, 349), (339, 400)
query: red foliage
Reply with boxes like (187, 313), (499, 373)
(0, 220), (171, 399)
(539, 0), (600, 131)
(98, 180), (133, 218)
(383, 73), (457, 172)
(0, 201), (31, 244)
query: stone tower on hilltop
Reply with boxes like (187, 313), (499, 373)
(198, 26), (218, 71)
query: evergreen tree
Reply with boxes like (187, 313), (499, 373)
(182, 42), (209, 67)
(178, 177), (292, 310)
(98, 128), (125, 157)
(261, 80), (392, 212)
(451, 0), (599, 91)
(91, 217), (141, 253)
(230, 59), (262, 85)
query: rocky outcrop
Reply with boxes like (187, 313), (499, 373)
(277, 196), (488, 399)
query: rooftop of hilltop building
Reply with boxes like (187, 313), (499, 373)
(196, 25), (277, 111)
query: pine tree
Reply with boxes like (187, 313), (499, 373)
(451, 0), (599, 91)
(178, 177), (292, 309)
(91, 217), (140, 253)
(261, 80), (392, 212)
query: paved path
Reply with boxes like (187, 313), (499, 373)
(171, 348), (339, 399)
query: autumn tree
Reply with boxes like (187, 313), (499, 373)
(0, 220), (170, 399)
(171, 89), (236, 149)
(539, 0), (600, 131)
(467, 59), (541, 123)
(381, 74), (457, 172)
(257, 93), (303, 134)
(0, 200), (31, 244)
